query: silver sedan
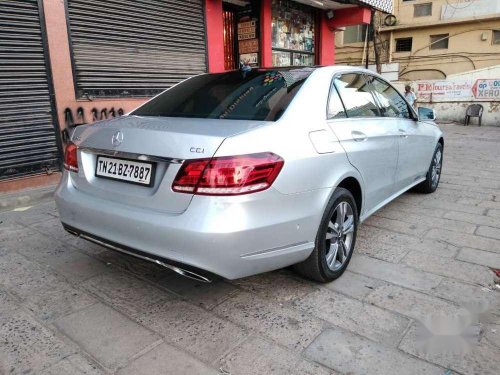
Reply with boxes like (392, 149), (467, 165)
(55, 66), (443, 283)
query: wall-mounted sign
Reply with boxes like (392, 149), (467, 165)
(416, 80), (473, 101)
(239, 38), (259, 54)
(238, 20), (257, 40)
(472, 79), (500, 100)
(240, 53), (258, 65)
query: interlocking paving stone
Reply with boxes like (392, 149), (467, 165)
(304, 327), (444, 375)
(293, 288), (409, 346)
(484, 324), (500, 349)
(348, 255), (443, 291)
(324, 270), (388, 300)
(54, 303), (161, 371)
(0, 289), (19, 314)
(24, 277), (97, 321)
(356, 226), (459, 260)
(0, 252), (61, 299)
(135, 298), (248, 365)
(365, 284), (466, 321)
(231, 269), (319, 302)
(364, 216), (430, 237)
(373, 209), (477, 234)
(219, 336), (332, 375)
(488, 209), (500, 218)
(426, 228), (500, 254)
(477, 225), (500, 241)
(214, 291), (325, 351)
(417, 198), (488, 215)
(430, 278), (500, 312)
(0, 308), (72, 374)
(82, 271), (175, 319)
(443, 210), (500, 228)
(39, 354), (104, 375)
(458, 247), (500, 269)
(402, 251), (493, 286)
(399, 322), (500, 375)
(117, 343), (218, 375)
(479, 201), (500, 210)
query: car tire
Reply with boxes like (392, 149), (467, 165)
(294, 187), (358, 283)
(414, 143), (443, 194)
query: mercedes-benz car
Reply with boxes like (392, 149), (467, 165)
(55, 66), (443, 283)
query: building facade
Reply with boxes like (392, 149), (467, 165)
(0, 0), (391, 184)
(336, 0), (500, 81)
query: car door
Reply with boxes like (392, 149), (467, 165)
(367, 76), (434, 192)
(327, 73), (400, 216)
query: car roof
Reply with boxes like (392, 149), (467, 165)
(228, 65), (379, 77)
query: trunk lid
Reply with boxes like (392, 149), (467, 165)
(70, 115), (266, 213)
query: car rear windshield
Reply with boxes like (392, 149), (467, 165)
(131, 68), (315, 121)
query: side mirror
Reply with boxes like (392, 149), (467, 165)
(418, 107), (436, 121)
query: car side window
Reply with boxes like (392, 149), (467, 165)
(327, 82), (347, 119)
(367, 76), (411, 119)
(333, 74), (381, 118)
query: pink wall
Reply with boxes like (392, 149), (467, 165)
(42, 0), (146, 131)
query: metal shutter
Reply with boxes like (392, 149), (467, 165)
(67, 0), (208, 98)
(0, 0), (61, 180)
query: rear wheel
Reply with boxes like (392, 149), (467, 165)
(414, 143), (443, 194)
(294, 188), (358, 283)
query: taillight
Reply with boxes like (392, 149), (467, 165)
(172, 152), (284, 196)
(63, 142), (79, 172)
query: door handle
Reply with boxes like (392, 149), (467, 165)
(398, 129), (408, 138)
(351, 131), (367, 142)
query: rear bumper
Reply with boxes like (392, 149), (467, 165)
(55, 172), (329, 279)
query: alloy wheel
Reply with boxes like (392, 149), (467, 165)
(431, 149), (442, 188)
(325, 201), (354, 271)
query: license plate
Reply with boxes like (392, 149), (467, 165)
(95, 156), (155, 186)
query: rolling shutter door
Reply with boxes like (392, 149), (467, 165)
(0, 0), (61, 180)
(67, 0), (208, 98)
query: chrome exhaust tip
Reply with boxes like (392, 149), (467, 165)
(152, 259), (212, 283)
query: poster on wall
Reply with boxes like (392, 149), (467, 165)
(238, 20), (256, 40)
(239, 38), (259, 54)
(472, 79), (500, 100)
(239, 53), (258, 65)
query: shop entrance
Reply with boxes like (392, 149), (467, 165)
(222, 0), (261, 70)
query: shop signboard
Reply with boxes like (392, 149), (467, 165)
(472, 79), (500, 100)
(416, 80), (473, 101)
(239, 38), (259, 54)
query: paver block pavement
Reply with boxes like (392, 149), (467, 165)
(54, 303), (162, 371)
(214, 291), (325, 351)
(293, 288), (409, 346)
(117, 343), (218, 375)
(348, 255), (443, 291)
(399, 322), (500, 375)
(458, 247), (500, 269)
(304, 327), (444, 375)
(0, 308), (72, 374)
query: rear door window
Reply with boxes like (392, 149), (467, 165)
(327, 82), (347, 119)
(131, 69), (315, 121)
(333, 74), (381, 118)
(366, 75), (411, 119)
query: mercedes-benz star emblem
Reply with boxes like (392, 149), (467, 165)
(111, 131), (123, 147)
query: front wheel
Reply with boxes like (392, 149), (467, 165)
(414, 143), (443, 194)
(294, 188), (358, 283)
